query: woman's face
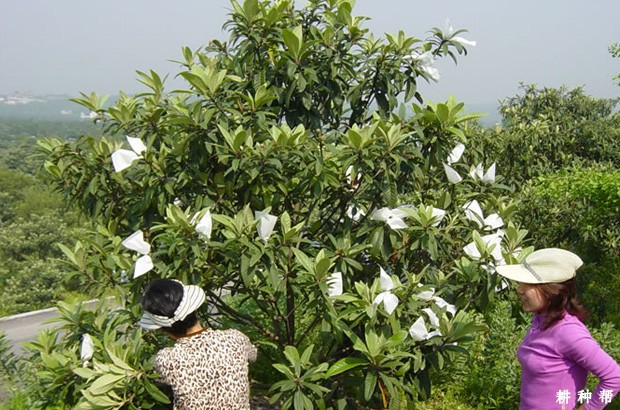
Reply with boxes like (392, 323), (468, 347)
(517, 283), (547, 313)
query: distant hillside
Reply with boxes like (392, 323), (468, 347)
(0, 93), (504, 128)
(0, 94), (112, 138)
(0, 94), (92, 121)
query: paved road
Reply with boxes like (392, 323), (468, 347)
(0, 308), (59, 354)
(0, 300), (100, 355)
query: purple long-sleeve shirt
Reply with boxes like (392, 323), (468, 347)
(518, 313), (620, 409)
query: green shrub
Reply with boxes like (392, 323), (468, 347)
(478, 85), (620, 186)
(2, 300), (170, 410)
(451, 300), (526, 409)
(0, 213), (79, 316)
(519, 167), (620, 326)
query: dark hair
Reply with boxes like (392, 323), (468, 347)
(537, 278), (588, 330)
(141, 279), (199, 337)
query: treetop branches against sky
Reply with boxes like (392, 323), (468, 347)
(0, 0), (618, 104)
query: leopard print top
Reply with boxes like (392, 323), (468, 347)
(155, 328), (257, 409)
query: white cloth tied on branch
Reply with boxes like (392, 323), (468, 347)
(111, 136), (146, 172)
(121, 229), (153, 278)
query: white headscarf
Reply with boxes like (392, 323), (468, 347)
(139, 280), (206, 330)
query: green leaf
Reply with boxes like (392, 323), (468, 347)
(89, 373), (125, 395)
(346, 128), (362, 150)
(243, 0), (260, 20)
(74, 400), (95, 410)
(387, 329), (409, 347)
(326, 357), (368, 377)
(436, 103), (450, 125)
(364, 371), (377, 401)
(107, 349), (135, 373)
(314, 256), (332, 278)
(273, 363), (294, 377)
(365, 330), (383, 358)
(283, 345), (301, 367)
(81, 389), (123, 407)
(282, 26), (303, 61)
(144, 379), (171, 404)
(57, 243), (78, 266)
(292, 248), (314, 273)
(299, 344), (314, 366)
(73, 367), (96, 379)
(294, 391), (307, 410)
(40, 352), (59, 369)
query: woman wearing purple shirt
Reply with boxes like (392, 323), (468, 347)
(496, 248), (620, 409)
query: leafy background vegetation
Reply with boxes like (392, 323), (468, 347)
(1, 0), (620, 408)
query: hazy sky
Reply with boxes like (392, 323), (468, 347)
(1, 0), (618, 105)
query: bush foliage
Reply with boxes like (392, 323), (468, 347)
(519, 167), (620, 326)
(484, 84), (620, 185)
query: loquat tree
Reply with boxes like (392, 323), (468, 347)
(31, 0), (528, 408)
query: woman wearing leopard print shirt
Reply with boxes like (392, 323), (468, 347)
(140, 278), (257, 409)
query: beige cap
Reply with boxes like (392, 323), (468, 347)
(495, 248), (583, 284)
